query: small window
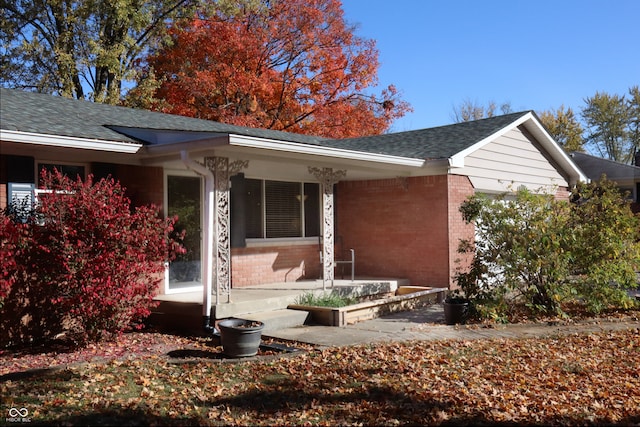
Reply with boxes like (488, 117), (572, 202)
(7, 182), (35, 206)
(620, 187), (635, 201)
(7, 182), (35, 222)
(38, 163), (86, 185)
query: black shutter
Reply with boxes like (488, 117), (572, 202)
(7, 155), (34, 183)
(230, 173), (247, 248)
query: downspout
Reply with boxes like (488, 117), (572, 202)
(180, 151), (217, 334)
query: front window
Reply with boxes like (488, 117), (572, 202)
(244, 179), (320, 239)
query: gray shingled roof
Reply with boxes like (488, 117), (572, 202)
(570, 151), (640, 181)
(0, 88), (329, 146)
(1, 88), (531, 160)
(322, 111), (531, 159)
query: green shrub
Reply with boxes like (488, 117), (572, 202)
(456, 179), (639, 319)
(566, 177), (640, 313)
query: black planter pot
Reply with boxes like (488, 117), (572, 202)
(443, 300), (469, 325)
(217, 318), (264, 358)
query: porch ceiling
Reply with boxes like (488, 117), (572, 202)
(140, 133), (441, 181)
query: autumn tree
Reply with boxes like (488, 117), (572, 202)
(0, 0), (199, 104)
(538, 105), (584, 152)
(137, 0), (411, 138)
(451, 99), (513, 122)
(581, 86), (640, 163)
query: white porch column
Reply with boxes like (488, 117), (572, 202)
(308, 167), (346, 290)
(205, 156), (248, 304)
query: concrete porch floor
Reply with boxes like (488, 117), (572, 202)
(149, 277), (412, 334)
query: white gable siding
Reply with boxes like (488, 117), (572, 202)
(460, 127), (568, 193)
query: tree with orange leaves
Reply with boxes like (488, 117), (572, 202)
(134, 0), (411, 138)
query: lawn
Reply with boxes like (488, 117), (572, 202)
(2, 329), (639, 426)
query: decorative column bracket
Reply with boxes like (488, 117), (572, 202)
(205, 156), (249, 304)
(308, 167), (346, 290)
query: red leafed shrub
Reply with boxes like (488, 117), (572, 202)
(0, 170), (183, 347)
(0, 215), (21, 302)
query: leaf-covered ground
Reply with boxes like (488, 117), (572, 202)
(2, 329), (639, 426)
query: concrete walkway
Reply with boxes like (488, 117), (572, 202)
(266, 304), (640, 348)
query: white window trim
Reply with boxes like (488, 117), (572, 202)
(163, 169), (204, 294)
(36, 160), (90, 184)
(245, 237), (319, 248)
(246, 177), (320, 239)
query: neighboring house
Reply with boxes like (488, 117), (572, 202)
(569, 151), (640, 213)
(0, 89), (587, 308)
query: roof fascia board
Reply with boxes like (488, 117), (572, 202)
(228, 134), (425, 167)
(448, 112), (534, 168)
(0, 129), (142, 154)
(447, 112), (588, 184)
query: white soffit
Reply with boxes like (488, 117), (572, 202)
(0, 130), (142, 154)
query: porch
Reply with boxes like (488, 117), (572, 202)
(149, 277), (434, 334)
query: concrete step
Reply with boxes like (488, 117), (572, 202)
(150, 278), (415, 333)
(213, 293), (304, 319)
(241, 309), (310, 333)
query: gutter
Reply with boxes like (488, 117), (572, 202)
(180, 151), (217, 334)
(0, 129), (143, 153)
(228, 134), (426, 167)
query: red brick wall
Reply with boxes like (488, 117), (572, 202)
(115, 164), (164, 210)
(231, 244), (321, 287)
(0, 183), (6, 211)
(109, 165), (165, 292)
(447, 175), (476, 289)
(555, 186), (571, 200)
(1, 155), (8, 210)
(336, 175), (475, 289)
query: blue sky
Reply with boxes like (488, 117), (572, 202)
(340, 0), (640, 132)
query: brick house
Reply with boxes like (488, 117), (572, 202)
(1, 89), (586, 312)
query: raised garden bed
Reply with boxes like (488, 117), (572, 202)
(288, 286), (446, 327)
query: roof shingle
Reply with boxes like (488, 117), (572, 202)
(1, 88), (531, 160)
